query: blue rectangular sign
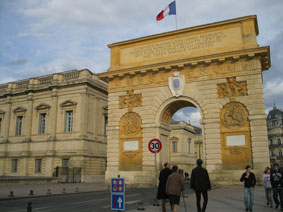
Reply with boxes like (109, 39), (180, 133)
(111, 178), (125, 193)
(111, 194), (125, 210)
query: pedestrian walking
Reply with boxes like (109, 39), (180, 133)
(166, 165), (184, 212)
(270, 163), (283, 211)
(157, 162), (172, 212)
(191, 159), (211, 212)
(262, 167), (273, 208)
(240, 165), (256, 211)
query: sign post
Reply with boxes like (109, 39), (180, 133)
(111, 177), (125, 211)
(148, 138), (162, 206)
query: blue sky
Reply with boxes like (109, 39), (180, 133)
(0, 0), (283, 126)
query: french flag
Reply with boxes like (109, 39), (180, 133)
(156, 1), (176, 21)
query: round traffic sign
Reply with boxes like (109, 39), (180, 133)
(148, 138), (162, 153)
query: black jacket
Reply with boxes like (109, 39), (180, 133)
(240, 172), (256, 188)
(270, 169), (283, 188)
(191, 166), (211, 192)
(157, 168), (172, 199)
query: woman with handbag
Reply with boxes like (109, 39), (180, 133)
(263, 167), (273, 208)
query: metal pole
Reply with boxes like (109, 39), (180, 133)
(175, 0), (178, 30)
(153, 149), (160, 206)
(154, 149), (157, 187)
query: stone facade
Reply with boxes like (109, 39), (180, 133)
(169, 121), (202, 174)
(267, 106), (283, 166)
(0, 69), (108, 183)
(99, 15), (271, 185)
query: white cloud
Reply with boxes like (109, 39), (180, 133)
(173, 107), (201, 127)
(1, 0), (283, 111)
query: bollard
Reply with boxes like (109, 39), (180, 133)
(137, 202), (145, 210)
(27, 201), (32, 212)
(46, 189), (51, 195)
(75, 187), (79, 192)
(29, 190), (34, 195)
(62, 188), (66, 193)
(9, 191), (14, 198)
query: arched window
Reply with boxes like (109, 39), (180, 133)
(172, 141), (177, 153)
(278, 139), (281, 146)
(279, 149), (282, 157)
(188, 138), (191, 153)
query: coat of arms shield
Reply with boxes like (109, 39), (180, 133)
(168, 72), (185, 97)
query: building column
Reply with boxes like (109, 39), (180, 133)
(80, 87), (88, 138)
(25, 92), (33, 141)
(3, 96), (11, 142)
(49, 88), (58, 140)
(2, 96), (12, 176)
(96, 98), (102, 136)
(47, 88), (58, 176)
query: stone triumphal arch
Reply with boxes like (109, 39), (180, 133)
(99, 15), (271, 185)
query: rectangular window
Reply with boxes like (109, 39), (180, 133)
(62, 159), (69, 172)
(172, 141), (177, 153)
(188, 142), (191, 153)
(39, 113), (46, 134)
(16, 116), (23, 136)
(0, 117), (2, 135)
(64, 111), (73, 132)
(12, 159), (18, 173)
(35, 159), (42, 173)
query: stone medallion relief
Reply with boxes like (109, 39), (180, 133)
(220, 102), (248, 129)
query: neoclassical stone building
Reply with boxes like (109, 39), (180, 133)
(169, 121), (202, 173)
(100, 15), (270, 185)
(0, 69), (108, 182)
(267, 105), (283, 166)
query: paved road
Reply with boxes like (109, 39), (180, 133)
(0, 184), (191, 212)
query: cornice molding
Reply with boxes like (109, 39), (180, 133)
(99, 46), (270, 82)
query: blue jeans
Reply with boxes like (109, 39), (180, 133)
(265, 188), (273, 206)
(244, 187), (254, 209)
(273, 187), (283, 208)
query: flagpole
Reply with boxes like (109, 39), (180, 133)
(175, 0), (178, 30)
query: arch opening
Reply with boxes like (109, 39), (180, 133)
(157, 99), (203, 175)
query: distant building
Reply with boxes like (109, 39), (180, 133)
(0, 69), (108, 182)
(267, 105), (283, 166)
(169, 120), (203, 174)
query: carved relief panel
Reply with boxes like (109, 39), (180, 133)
(217, 77), (247, 100)
(119, 112), (142, 171)
(119, 90), (142, 112)
(220, 102), (252, 170)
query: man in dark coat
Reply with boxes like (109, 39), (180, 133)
(240, 165), (256, 211)
(270, 163), (283, 211)
(157, 162), (172, 212)
(191, 159), (211, 212)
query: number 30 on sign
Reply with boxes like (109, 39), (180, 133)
(148, 138), (162, 153)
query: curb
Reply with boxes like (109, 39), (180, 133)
(0, 189), (108, 201)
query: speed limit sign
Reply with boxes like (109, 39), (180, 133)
(148, 138), (162, 153)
